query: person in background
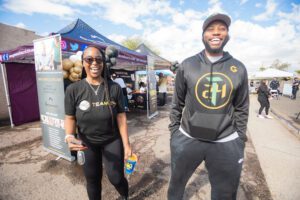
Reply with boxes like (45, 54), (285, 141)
(168, 13), (249, 200)
(257, 80), (273, 119)
(269, 78), (280, 91)
(250, 81), (254, 87)
(139, 82), (146, 93)
(158, 72), (168, 106)
(126, 83), (133, 111)
(64, 46), (131, 200)
(126, 83), (133, 101)
(112, 73), (129, 111)
(269, 77), (280, 96)
(291, 77), (299, 100)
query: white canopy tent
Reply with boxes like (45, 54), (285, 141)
(250, 68), (294, 79)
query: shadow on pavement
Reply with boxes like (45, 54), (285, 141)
(126, 159), (168, 200)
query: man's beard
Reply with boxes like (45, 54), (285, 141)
(202, 35), (229, 54)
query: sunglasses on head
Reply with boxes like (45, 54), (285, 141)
(83, 56), (103, 64)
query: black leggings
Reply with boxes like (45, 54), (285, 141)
(82, 138), (128, 200)
(258, 98), (270, 115)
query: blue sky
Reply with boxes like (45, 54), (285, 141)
(0, 0), (300, 72)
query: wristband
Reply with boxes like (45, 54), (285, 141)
(65, 134), (75, 143)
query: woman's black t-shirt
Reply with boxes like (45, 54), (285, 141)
(65, 79), (125, 144)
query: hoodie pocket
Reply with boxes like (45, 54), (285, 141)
(188, 112), (232, 141)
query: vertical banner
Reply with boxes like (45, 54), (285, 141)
(147, 55), (158, 119)
(34, 35), (74, 161)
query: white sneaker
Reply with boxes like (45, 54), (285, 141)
(265, 115), (273, 119)
(257, 114), (264, 119)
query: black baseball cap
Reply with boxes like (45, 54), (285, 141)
(202, 13), (231, 31)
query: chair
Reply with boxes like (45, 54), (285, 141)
(270, 89), (279, 100)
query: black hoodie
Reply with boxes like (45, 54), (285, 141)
(169, 50), (249, 141)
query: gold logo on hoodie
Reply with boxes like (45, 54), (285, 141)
(230, 65), (238, 73)
(195, 72), (233, 109)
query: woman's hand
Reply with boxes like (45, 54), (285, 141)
(124, 144), (132, 160)
(66, 137), (88, 151)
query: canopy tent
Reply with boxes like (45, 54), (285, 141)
(135, 43), (171, 70)
(249, 68), (294, 79)
(56, 19), (147, 70)
(0, 19), (147, 69)
(0, 19), (147, 126)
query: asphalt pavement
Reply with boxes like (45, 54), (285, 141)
(0, 94), (299, 200)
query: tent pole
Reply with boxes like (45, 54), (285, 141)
(0, 63), (14, 128)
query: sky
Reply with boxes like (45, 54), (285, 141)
(0, 0), (300, 73)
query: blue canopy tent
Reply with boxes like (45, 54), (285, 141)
(55, 19), (147, 70)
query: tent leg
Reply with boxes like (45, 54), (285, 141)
(1, 63), (14, 128)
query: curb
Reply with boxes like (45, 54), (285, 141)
(271, 108), (300, 136)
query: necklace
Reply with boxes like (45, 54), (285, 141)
(86, 79), (101, 95)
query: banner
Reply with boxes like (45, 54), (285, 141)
(147, 55), (158, 119)
(34, 35), (74, 161)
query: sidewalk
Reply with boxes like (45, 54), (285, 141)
(269, 94), (300, 135)
(248, 95), (300, 200)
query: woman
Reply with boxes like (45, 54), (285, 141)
(64, 45), (131, 200)
(257, 80), (273, 119)
(292, 77), (299, 100)
(157, 72), (168, 106)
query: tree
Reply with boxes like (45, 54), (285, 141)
(295, 70), (300, 75)
(259, 65), (267, 71)
(121, 37), (161, 55)
(269, 59), (290, 71)
(121, 37), (142, 51)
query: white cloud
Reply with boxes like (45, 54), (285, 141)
(240, 0), (248, 5)
(107, 34), (127, 44)
(255, 3), (262, 8)
(15, 22), (26, 29)
(227, 18), (300, 71)
(75, 0), (174, 30)
(141, 11), (205, 63)
(137, 4), (300, 72)
(253, 0), (277, 21)
(2, 0), (174, 29)
(3, 0), (80, 18)
(278, 3), (300, 24)
(171, 9), (203, 26)
(208, 0), (224, 13)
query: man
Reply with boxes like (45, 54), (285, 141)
(269, 78), (280, 91)
(269, 78), (280, 99)
(292, 77), (299, 100)
(168, 13), (249, 200)
(111, 73), (129, 111)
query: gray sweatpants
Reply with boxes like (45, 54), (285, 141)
(168, 130), (245, 200)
